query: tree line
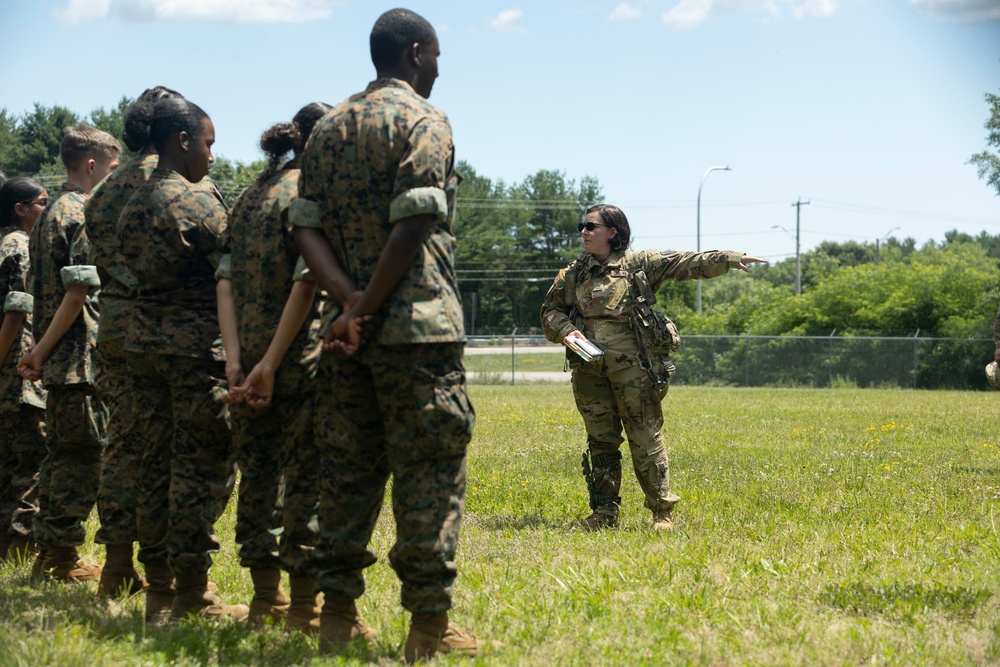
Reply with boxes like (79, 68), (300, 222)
(2, 97), (999, 364)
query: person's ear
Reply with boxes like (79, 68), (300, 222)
(409, 41), (421, 66)
(179, 132), (191, 151)
(85, 158), (97, 175)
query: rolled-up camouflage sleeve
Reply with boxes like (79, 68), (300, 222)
(993, 301), (1000, 349)
(291, 255), (316, 282)
(60, 265), (100, 288)
(214, 253), (232, 281)
(4, 291), (32, 313)
(540, 265), (577, 344)
(389, 118), (452, 224)
(288, 198), (322, 229)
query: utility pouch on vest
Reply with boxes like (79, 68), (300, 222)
(629, 268), (679, 385)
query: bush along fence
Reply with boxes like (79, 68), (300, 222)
(671, 333), (993, 390)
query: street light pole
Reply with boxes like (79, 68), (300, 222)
(791, 198), (809, 296)
(696, 165), (731, 312)
(876, 227), (901, 262)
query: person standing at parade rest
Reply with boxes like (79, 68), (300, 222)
(117, 97), (246, 623)
(19, 125), (120, 581)
(215, 102), (332, 633)
(84, 85), (182, 600)
(541, 204), (767, 531)
(292, 8), (482, 661)
(0, 177), (49, 564)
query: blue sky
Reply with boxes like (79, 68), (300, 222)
(1, 0), (998, 262)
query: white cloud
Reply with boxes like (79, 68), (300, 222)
(53, 0), (109, 23)
(490, 8), (527, 33)
(54, 0), (342, 24)
(609, 2), (643, 21)
(663, 0), (714, 28)
(662, 0), (840, 28)
(792, 0), (837, 19)
(908, 0), (1000, 21)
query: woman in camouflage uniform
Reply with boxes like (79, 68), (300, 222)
(118, 97), (246, 622)
(216, 102), (330, 633)
(0, 177), (48, 562)
(541, 204), (765, 531)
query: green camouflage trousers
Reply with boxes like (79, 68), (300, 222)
(0, 405), (45, 537)
(33, 384), (108, 550)
(231, 387), (320, 575)
(313, 343), (473, 614)
(572, 364), (679, 516)
(127, 352), (236, 575)
(94, 337), (143, 545)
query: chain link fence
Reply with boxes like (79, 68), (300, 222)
(469, 333), (996, 390)
(672, 334), (993, 390)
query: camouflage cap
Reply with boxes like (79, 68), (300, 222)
(987, 361), (1000, 390)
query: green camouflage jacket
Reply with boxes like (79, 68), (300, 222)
(541, 248), (742, 375)
(0, 224), (46, 409)
(118, 168), (229, 361)
(217, 164), (320, 395)
(28, 182), (101, 386)
(292, 77), (464, 345)
(87, 153), (228, 343)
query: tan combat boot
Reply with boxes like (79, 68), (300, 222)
(40, 547), (102, 583)
(171, 573), (249, 622)
(144, 561), (175, 625)
(404, 611), (479, 663)
(284, 574), (321, 635)
(318, 595), (377, 653)
(247, 567), (291, 626)
(652, 508), (675, 531)
(98, 543), (148, 598)
(575, 511), (619, 531)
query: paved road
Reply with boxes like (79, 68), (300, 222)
(465, 344), (564, 355)
(467, 370), (570, 383)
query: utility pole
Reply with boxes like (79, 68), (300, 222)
(791, 198), (809, 295)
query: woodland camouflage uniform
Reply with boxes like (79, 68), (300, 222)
(292, 77), (473, 614)
(85, 151), (155, 549)
(0, 223), (46, 546)
(89, 156), (232, 557)
(118, 168), (234, 577)
(541, 248), (743, 524)
(28, 183), (107, 554)
(219, 163), (322, 577)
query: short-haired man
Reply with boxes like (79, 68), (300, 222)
(293, 8), (480, 661)
(20, 124), (119, 581)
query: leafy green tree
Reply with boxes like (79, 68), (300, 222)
(209, 156), (267, 205)
(11, 104), (79, 175)
(453, 163), (602, 334)
(969, 90), (1000, 196)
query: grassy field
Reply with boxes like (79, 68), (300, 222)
(464, 352), (565, 374)
(3, 385), (1000, 665)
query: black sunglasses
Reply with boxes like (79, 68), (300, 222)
(578, 222), (609, 232)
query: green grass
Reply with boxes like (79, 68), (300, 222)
(4, 386), (1000, 665)
(463, 353), (566, 374)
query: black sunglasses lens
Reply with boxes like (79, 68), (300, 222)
(578, 222), (597, 232)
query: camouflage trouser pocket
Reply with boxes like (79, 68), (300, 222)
(412, 365), (475, 460)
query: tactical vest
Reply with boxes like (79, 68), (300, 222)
(563, 253), (680, 384)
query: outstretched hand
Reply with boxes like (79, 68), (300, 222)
(738, 254), (768, 272)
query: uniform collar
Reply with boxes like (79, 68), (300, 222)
(365, 78), (418, 96)
(60, 182), (84, 194)
(581, 249), (624, 272)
